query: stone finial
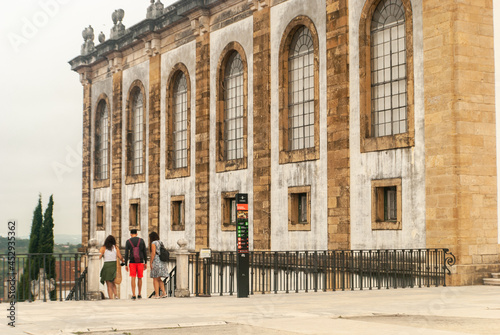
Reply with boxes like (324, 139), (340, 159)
(147, 0), (164, 19)
(88, 238), (99, 250)
(177, 239), (188, 249)
(98, 31), (106, 43)
(110, 9), (126, 40)
(81, 25), (95, 55)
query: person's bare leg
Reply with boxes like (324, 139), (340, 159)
(159, 278), (166, 297)
(131, 277), (136, 297)
(110, 282), (117, 298)
(137, 278), (142, 297)
(153, 278), (159, 297)
(106, 281), (113, 299)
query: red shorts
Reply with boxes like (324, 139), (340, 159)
(129, 263), (144, 278)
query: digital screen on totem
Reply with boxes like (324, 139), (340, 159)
(236, 193), (249, 254)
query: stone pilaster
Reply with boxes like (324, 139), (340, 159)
(252, 6), (272, 251)
(81, 75), (92, 251)
(423, 0), (499, 285)
(195, 31), (211, 251)
(326, 0), (350, 250)
(148, 54), (162, 236)
(112, 70), (123, 247)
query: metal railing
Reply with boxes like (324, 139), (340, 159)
(188, 249), (456, 296)
(66, 267), (88, 301)
(148, 266), (177, 298)
(0, 253), (87, 302)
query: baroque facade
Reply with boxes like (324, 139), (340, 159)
(70, 0), (499, 285)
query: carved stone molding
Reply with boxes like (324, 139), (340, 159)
(189, 9), (210, 36)
(79, 68), (92, 86)
(249, 0), (269, 11)
(144, 34), (161, 57)
(107, 52), (123, 73)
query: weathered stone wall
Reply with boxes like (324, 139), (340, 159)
(195, 31), (211, 251)
(111, 70), (123, 247)
(81, 80), (92, 250)
(209, 16), (254, 251)
(327, 0), (350, 250)
(90, 78), (113, 245)
(423, 0), (499, 285)
(269, 0), (328, 251)
(160, 41), (197, 251)
(148, 55), (162, 236)
(122, 61), (150, 246)
(252, 4), (272, 251)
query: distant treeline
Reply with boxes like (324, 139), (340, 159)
(0, 236), (82, 255)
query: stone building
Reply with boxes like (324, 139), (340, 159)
(70, 0), (499, 286)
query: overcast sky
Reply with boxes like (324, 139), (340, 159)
(0, 0), (176, 238)
(0, 1), (499, 240)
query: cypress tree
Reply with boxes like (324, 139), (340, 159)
(40, 195), (54, 254)
(41, 195), (56, 300)
(28, 194), (43, 254)
(18, 195), (44, 301)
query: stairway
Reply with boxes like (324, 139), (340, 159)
(483, 273), (500, 286)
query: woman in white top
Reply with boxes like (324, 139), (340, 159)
(99, 235), (124, 299)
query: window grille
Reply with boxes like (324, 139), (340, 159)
(298, 193), (308, 224)
(288, 26), (314, 151)
(173, 73), (188, 169)
(132, 91), (144, 175)
(223, 52), (244, 161)
(385, 186), (397, 221)
(96, 101), (108, 180)
(370, 0), (407, 137)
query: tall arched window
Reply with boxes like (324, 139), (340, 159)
(223, 51), (244, 161)
(370, 0), (407, 137)
(216, 42), (248, 173)
(279, 16), (319, 164)
(131, 90), (144, 175)
(173, 72), (188, 169)
(288, 26), (314, 151)
(166, 64), (191, 179)
(95, 100), (109, 180)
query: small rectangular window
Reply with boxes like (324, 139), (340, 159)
(96, 202), (105, 231)
(221, 191), (238, 231)
(372, 179), (402, 230)
(288, 186), (311, 231)
(171, 195), (185, 231)
(129, 199), (140, 229)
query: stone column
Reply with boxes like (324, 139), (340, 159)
(174, 239), (190, 297)
(326, 0), (350, 250)
(423, 0), (499, 285)
(194, 17), (211, 251)
(87, 239), (102, 300)
(148, 51), (161, 235)
(111, 64), (123, 247)
(252, 2), (272, 251)
(80, 71), (92, 250)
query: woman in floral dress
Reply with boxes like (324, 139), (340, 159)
(148, 231), (169, 298)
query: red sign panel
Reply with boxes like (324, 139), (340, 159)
(237, 204), (248, 211)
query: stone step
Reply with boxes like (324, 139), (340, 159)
(492, 273), (500, 279)
(483, 278), (500, 286)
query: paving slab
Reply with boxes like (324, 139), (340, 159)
(1, 286), (499, 335)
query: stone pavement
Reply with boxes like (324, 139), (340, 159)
(2, 286), (500, 335)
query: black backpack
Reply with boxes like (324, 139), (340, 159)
(158, 241), (169, 262)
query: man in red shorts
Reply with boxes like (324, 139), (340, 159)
(125, 229), (147, 299)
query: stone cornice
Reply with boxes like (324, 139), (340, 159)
(69, 0), (223, 72)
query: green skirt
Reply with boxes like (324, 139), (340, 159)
(100, 261), (117, 284)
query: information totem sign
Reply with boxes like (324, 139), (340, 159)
(236, 193), (249, 298)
